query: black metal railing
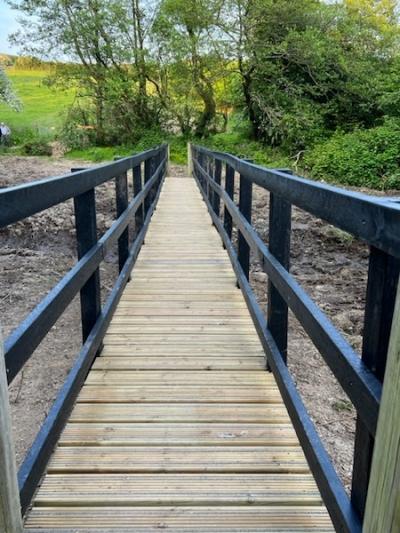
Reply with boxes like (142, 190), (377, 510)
(191, 144), (400, 533)
(0, 143), (168, 514)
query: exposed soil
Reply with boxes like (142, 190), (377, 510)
(0, 157), (387, 493)
(249, 185), (370, 491)
(0, 155), (121, 467)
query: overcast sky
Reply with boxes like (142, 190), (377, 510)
(0, 1), (21, 54)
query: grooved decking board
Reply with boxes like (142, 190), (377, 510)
(69, 403), (291, 423)
(92, 356), (266, 370)
(59, 423), (298, 446)
(47, 446), (309, 473)
(99, 347), (265, 355)
(26, 507), (334, 530)
(85, 370), (276, 385)
(78, 385), (283, 403)
(34, 474), (322, 506)
(24, 176), (332, 531)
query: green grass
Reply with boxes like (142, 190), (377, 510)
(201, 131), (292, 169)
(0, 67), (74, 136)
(66, 130), (292, 169)
(67, 135), (189, 164)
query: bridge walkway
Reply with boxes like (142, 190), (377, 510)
(24, 176), (333, 531)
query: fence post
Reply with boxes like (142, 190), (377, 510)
(0, 328), (23, 533)
(363, 281), (400, 532)
(72, 169), (101, 342)
(187, 142), (192, 176)
(198, 151), (204, 191)
(114, 157), (129, 272)
(352, 247), (400, 517)
(267, 192), (292, 362)
(133, 164), (144, 235)
(207, 156), (213, 204)
(237, 172), (252, 281)
(224, 163), (235, 241)
(213, 159), (222, 216)
(150, 153), (158, 207)
(144, 157), (152, 216)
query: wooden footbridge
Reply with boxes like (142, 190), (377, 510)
(1, 144), (400, 532)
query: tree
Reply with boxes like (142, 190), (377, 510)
(154, 0), (226, 137)
(8, 0), (162, 144)
(0, 67), (21, 110)
(225, 0), (400, 151)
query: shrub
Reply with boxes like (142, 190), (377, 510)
(201, 130), (292, 169)
(58, 107), (95, 150)
(168, 136), (187, 165)
(304, 119), (400, 189)
(21, 139), (53, 156)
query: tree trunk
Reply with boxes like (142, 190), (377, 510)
(194, 80), (216, 138)
(95, 85), (106, 145)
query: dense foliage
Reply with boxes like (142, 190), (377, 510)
(5, 0), (400, 188)
(304, 119), (400, 189)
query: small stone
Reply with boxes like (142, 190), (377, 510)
(252, 272), (267, 283)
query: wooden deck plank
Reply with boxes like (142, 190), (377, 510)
(25, 507), (334, 530)
(77, 385), (283, 403)
(59, 423), (299, 446)
(69, 403), (291, 424)
(24, 176), (332, 531)
(47, 446), (309, 473)
(102, 336), (264, 345)
(33, 474), (323, 506)
(85, 370), (276, 385)
(99, 348), (266, 356)
(92, 356), (266, 370)
(110, 316), (253, 323)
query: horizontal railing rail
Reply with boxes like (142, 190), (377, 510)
(0, 143), (168, 514)
(193, 147), (400, 257)
(0, 147), (161, 228)
(191, 144), (400, 533)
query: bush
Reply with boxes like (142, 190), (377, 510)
(304, 120), (400, 189)
(21, 139), (53, 156)
(168, 136), (187, 165)
(58, 107), (95, 150)
(202, 129), (292, 169)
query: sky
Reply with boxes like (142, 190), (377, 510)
(0, 0), (21, 54)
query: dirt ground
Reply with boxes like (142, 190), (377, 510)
(0, 156), (385, 492)
(250, 185), (370, 491)
(0, 156), (121, 467)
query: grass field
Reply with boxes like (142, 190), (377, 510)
(0, 67), (74, 135)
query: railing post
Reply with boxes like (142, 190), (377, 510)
(363, 281), (400, 532)
(207, 156), (213, 204)
(0, 329), (23, 533)
(238, 171), (252, 280)
(72, 169), (101, 342)
(133, 164), (144, 235)
(187, 142), (193, 176)
(352, 247), (400, 517)
(114, 158), (129, 272)
(144, 157), (152, 216)
(224, 163), (235, 241)
(151, 152), (158, 205)
(213, 158), (222, 216)
(267, 192), (292, 362)
(198, 151), (204, 191)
